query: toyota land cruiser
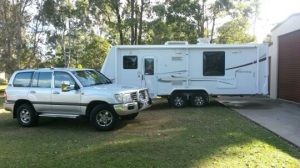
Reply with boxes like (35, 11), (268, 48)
(3, 68), (152, 131)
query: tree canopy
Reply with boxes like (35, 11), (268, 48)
(0, 0), (261, 75)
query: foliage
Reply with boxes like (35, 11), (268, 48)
(0, 79), (8, 85)
(217, 18), (256, 44)
(0, 0), (262, 74)
(263, 34), (272, 43)
(0, 99), (300, 167)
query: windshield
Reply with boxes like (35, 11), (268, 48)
(72, 70), (112, 87)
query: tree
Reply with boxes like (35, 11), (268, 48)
(216, 18), (256, 44)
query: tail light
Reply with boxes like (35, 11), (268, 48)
(4, 91), (7, 101)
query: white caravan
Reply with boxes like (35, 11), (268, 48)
(101, 39), (268, 108)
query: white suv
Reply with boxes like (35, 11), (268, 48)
(3, 68), (152, 131)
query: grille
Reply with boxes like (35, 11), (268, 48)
(130, 92), (137, 101)
(139, 90), (146, 100)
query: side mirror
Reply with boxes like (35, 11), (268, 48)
(61, 81), (71, 92)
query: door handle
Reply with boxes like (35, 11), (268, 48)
(30, 91), (36, 94)
(53, 91), (60, 94)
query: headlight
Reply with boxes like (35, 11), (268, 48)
(115, 93), (133, 103)
(115, 94), (122, 102)
(122, 93), (133, 103)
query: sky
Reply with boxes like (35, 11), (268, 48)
(255, 0), (300, 42)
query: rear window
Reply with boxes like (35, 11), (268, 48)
(31, 72), (52, 88)
(13, 72), (33, 87)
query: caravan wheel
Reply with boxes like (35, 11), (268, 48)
(170, 93), (187, 108)
(190, 93), (208, 107)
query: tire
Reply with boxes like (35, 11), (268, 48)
(17, 104), (39, 127)
(170, 93), (187, 108)
(120, 113), (139, 120)
(90, 104), (118, 131)
(190, 93), (208, 107)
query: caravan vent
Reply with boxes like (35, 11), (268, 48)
(172, 57), (183, 61)
(197, 38), (211, 44)
(165, 41), (188, 45)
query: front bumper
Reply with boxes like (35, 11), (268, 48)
(113, 98), (152, 116)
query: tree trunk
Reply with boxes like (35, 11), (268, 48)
(114, 2), (124, 45)
(200, 0), (205, 38)
(138, 0), (144, 44)
(210, 15), (216, 43)
(131, 0), (135, 45)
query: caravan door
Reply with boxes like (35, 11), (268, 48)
(142, 57), (157, 98)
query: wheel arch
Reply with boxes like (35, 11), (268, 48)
(13, 100), (34, 118)
(85, 101), (113, 119)
(170, 89), (209, 98)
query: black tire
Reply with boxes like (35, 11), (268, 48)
(190, 93), (208, 107)
(170, 93), (187, 108)
(17, 104), (39, 127)
(90, 104), (118, 131)
(120, 113), (139, 120)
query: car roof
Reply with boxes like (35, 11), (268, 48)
(15, 68), (93, 73)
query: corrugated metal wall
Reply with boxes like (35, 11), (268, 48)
(278, 29), (300, 103)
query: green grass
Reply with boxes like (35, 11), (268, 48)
(0, 99), (299, 167)
(0, 94), (4, 109)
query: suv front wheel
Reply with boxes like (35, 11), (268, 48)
(90, 104), (118, 131)
(17, 104), (39, 127)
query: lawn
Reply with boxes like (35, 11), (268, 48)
(0, 99), (299, 168)
(0, 93), (4, 109)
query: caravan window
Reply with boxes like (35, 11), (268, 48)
(203, 51), (225, 76)
(123, 56), (138, 69)
(144, 58), (154, 75)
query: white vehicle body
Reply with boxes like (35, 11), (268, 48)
(101, 40), (268, 107)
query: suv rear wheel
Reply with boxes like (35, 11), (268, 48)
(17, 104), (39, 127)
(90, 104), (118, 131)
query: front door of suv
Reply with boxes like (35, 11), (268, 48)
(51, 71), (81, 114)
(28, 71), (53, 112)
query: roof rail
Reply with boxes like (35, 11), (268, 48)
(164, 41), (188, 45)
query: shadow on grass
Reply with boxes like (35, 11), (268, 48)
(0, 99), (299, 167)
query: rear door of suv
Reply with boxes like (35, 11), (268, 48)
(28, 71), (53, 112)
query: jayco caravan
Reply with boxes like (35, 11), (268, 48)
(101, 39), (268, 108)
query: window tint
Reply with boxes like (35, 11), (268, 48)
(203, 51), (225, 76)
(54, 72), (76, 90)
(31, 72), (52, 88)
(13, 72), (33, 87)
(123, 56), (138, 69)
(72, 70), (111, 87)
(144, 58), (154, 75)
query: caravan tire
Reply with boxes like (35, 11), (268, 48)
(170, 93), (187, 108)
(190, 93), (208, 107)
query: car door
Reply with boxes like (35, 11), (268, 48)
(51, 71), (81, 114)
(28, 71), (52, 112)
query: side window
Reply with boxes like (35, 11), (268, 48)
(13, 72), (33, 87)
(144, 58), (154, 75)
(123, 56), (138, 69)
(31, 72), (52, 88)
(203, 51), (225, 76)
(54, 72), (76, 90)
